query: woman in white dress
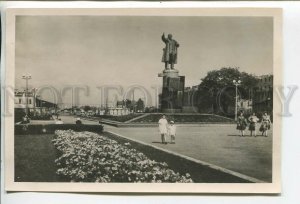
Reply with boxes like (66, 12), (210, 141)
(158, 115), (168, 144)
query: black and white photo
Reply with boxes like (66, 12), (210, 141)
(4, 8), (282, 193)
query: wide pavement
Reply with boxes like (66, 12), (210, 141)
(58, 115), (273, 182)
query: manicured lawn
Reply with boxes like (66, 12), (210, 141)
(96, 114), (142, 122)
(15, 134), (60, 182)
(132, 114), (234, 123)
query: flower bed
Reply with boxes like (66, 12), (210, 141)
(52, 130), (193, 183)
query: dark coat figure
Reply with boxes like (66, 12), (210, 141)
(236, 115), (247, 131)
(161, 33), (179, 69)
(76, 118), (82, 125)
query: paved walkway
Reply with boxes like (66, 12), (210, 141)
(54, 115), (273, 182)
(105, 125), (273, 182)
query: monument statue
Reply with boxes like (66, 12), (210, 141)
(161, 33), (179, 70)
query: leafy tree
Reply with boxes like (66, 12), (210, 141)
(82, 105), (92, 112)
(197, 67), (258, 116)
(121, 99), (132, 109)
(136, 98), (145, 112)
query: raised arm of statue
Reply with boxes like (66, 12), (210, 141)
(161, 33), (167, 43)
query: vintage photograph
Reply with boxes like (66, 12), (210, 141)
(5, 8), (282, 193)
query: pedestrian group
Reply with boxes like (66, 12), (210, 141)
(236, 111), (272, 137)
(158, 115), (176, 144)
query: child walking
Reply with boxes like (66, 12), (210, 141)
(168, 121), (176, 144)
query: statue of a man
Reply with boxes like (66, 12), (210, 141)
(161, 33), (179, 70)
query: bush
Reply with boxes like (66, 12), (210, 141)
(15, 109), (26, 123)
(29, 114), (53, 120)
(15, 124), (103, 135)
(52, 130), (193, 183)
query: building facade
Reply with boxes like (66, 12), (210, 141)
(14, 89), (57, 115)
(14, 90), (35, 109)
(182, 86), (199, 112)
(107, 107), (131, 116)
(252, 75), (273, 114)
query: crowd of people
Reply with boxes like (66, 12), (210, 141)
(236, 111), (272, 137)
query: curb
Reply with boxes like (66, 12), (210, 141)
(106, 130), (266, 183)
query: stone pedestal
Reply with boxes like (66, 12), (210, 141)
(158, 69), (185, 113)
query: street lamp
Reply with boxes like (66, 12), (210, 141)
(22, 74), (32, 115)
(233, 79), (242, 121)
(32, 88), (38, 116)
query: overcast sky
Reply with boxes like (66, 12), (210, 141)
(15, 16), (273, 107)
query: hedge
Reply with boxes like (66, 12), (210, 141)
(15, 124), (104, 135)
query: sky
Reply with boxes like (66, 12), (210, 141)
(15, 16), (273, 107)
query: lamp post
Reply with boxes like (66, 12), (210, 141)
(22, 74), (32, 115)
(233, 79), (242, 121)
(32, 88), (38, 116)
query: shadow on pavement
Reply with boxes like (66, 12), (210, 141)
(227, 134), (268, 137)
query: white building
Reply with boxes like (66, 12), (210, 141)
(14, 90), (36, 109)
(15, 89), (57, 114)
(107, 107), (130, 116)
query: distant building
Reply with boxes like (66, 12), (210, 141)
(14, 90), (35, 109)
(14, 89), (57, 114)
(104, 100), (131, 116)
(182, 86), (199, 112)
(107, 107), (130, 116)
(252, 75), (273, 113)
(237, 99), (253, 114)
(95, 108), (105, 116)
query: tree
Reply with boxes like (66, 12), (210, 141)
(197, 67), (258, 116)
(82, 105), (92, 112)
(122, 99), (132, 109)
(136, 98), (145, 112)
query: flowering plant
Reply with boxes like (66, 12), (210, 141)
(53, 130), (193, 183)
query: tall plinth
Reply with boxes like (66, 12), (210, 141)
(158, 69), (185, 113)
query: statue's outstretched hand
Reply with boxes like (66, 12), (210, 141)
(161, 33), (166, 42)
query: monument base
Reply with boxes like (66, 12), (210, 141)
(159, 68), (185, 113)
(163, 69), (179, 77)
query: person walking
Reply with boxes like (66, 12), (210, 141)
(168, 121), (177, 144)
(260, 112), (272, 137)
(236, 111), (248, 137)
(76, 117), (82, 125)
(248, 112), (259, 137)
(158, 115), (168, 144)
